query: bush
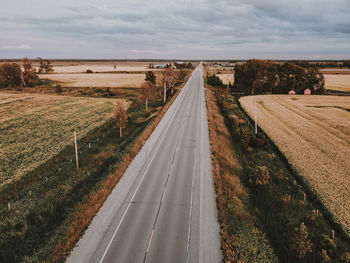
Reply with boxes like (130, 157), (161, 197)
(207, 74), (226, 89)
(56, 84), (63, 93)
(250, 166), (270, 185)
(249, 133), (268, 148)
(86, 69), (93, 73)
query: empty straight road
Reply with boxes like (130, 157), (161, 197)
(67, 64), (221, 263)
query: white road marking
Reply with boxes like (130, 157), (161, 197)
(99, 78), (191, 263)
(146, 229), (155, 253)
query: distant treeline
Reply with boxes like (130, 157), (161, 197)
(234, 60), (325, 95)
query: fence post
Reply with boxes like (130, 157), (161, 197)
(74, 131), (79, 170)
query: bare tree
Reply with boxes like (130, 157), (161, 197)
(141, 81), (156, 111)
(114, 101), (128, 138)
(37, 57), (54, 73)
(292, 222), (312, 259)
(162, 68), (180, 103)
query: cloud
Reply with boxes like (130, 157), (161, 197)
(1, 44), (31, 49)
(0, 0), (349, 59)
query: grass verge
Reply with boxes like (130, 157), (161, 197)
(205, 74), (350, 262)
(0, 70), (192, 262)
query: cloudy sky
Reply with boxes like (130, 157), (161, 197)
(1, 0), (349, 59)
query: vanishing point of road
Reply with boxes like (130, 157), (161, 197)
(67, 64), (221, 263)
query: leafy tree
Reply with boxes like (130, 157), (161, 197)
(141, 81), (156, 111)
(206, 74), (226, 89)
(0, 63), (22, 88)
(145, 71), (156, 84)
(234, 60), (324, 95)
(114, 101), (128, 138)
(22, 57), (38, 87)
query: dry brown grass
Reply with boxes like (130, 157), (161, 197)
(217, 73), (234, 85)
(240, 95), (350, 235)
(205, 86), (245, 261)
(53, 72), (193, 261)
(39, 73), (145, 88)
(324, 74), (350, 92)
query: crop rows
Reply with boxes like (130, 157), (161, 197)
(0, 93), (120, 189)
(240, 95), (350, 235)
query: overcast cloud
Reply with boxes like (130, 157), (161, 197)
(0, 0), (349, 59)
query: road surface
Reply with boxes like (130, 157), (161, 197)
(67, 64), (221, 263)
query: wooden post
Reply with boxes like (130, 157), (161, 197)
(332, 229), (335, 239)
(8, 203), (10, 211)
(89, 142), (91, 149)
(120, 126), (122, 138)
(163, 81), (167, 103)
(304, 193), (306, 201)
(74, 131), (79, 170)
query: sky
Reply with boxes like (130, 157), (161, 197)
(0, 0), (349, 60)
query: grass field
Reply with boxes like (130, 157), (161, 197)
(217, 73), (234, 85)
(240, 95), (350, 235)
(324, 74), (350, 92)
(0, 93), (119, 189)
(38, 73), (145, 88)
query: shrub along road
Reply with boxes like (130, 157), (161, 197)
(67, 64), (221, 263)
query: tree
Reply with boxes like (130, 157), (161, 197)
(141, 81), (156, 111)
(162, 68), (180, 103)
(291, 222), (312, 259)
(114, 101), (128, 138)
(234, 60), (324, 95)
(22, 57), (38, 87)
(249, 166), (270, 185)
(145, 71), (156, 84)
(206, 74), (225, 89)
(37, 57), (54, 74)
(0, 63), (22, 88)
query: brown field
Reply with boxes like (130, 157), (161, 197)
(324, 74), (350, 92)
(240, 95), (350, 235)
(320, 68), (350, 74)
(217, 73), (234, 85)
(39, 73), (146, 88)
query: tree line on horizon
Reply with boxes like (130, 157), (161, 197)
(0, 57), (53, 89)
(207, 60), (325, 95)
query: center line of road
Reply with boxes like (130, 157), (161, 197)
(146, 229), (155, 253)
(142, 74), (198, 263)
(98, 70), (196, 263)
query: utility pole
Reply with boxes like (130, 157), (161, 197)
(74, 131), (79, 170)
(254, 91), (257, 134)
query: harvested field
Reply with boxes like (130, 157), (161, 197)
(0, 93), (120, 188)
(324, 74), (350, 92)
(217, 73), (234, 85)
(240, 95), (350, 235)
(50, 65), (162, 73)
(39, 73), (145, 88)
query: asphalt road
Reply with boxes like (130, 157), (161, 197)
(67, 64), (221, 263)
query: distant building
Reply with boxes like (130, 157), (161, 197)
(304, 89), (311, 95)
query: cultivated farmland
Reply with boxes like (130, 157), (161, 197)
(0, 93), (120, 189)
(324, 74), (350, 92)
(218, 73), (234, 85)
(38, 73), (145, 88)
(240, 95), (350, 235)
